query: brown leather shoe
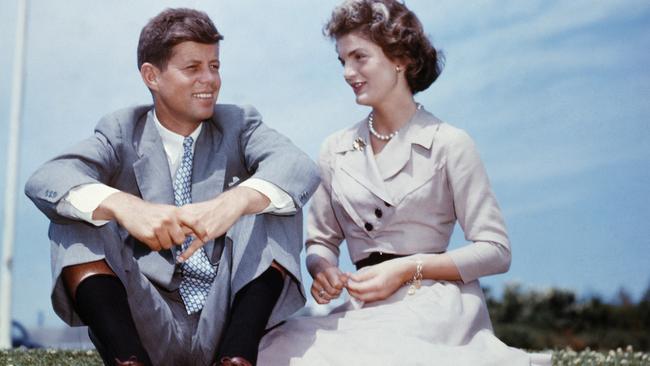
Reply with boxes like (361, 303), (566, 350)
(219, 356), (253, 366)
(114, 356), (145, 366)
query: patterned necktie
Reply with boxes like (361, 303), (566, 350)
(174, 136), (217, 314)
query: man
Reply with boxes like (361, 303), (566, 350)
(25, 8), (319, 366)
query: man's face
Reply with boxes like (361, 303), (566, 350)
(148, 41), (221, 133)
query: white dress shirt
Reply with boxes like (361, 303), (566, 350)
(56, 110), (296, 226)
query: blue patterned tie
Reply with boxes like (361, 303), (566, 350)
(174, 136), (217, 314)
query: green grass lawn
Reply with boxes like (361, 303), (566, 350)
(1, 349), (101, 366)
(1, 347), (649, 365)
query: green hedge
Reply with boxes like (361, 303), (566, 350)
(486, 284), (650, 351)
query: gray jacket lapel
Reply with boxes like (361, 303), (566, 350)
(191, 121), (226, 263)
(132, 112), (176, 287)
(133, 113), (175, 204)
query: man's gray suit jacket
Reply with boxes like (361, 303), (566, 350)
(24, 104), (320, 365)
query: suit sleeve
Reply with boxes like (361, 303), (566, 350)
(444, 130), (512, 283)
(24, 115), (122, 223)
(238, 178), (296, 214)
(305, 136), (345, 267)
(238, 105), (320, 209)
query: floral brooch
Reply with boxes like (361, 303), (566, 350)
(353, 137), (366, 151)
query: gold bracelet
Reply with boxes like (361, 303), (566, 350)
(407, 259), (423, 295)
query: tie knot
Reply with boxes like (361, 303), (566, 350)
(183, 136), (194, 152)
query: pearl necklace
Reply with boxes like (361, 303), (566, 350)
(368, 103), (422, 141)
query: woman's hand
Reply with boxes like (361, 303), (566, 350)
(310, 265), (349, 305)
(346, 258), (412, 303)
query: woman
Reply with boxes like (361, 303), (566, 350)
(258, 1), (551, 365)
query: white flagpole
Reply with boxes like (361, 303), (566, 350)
(1, 0), (29, 349)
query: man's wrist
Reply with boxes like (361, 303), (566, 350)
(93, 191), (130, 221)
(226, 186), (271, 215)
(238, 178), (295, 215)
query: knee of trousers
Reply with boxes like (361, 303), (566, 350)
(48, 221), (135, 326)
(49, 221), (133, 280)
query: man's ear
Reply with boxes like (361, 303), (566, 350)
(140, 62), (160, 91)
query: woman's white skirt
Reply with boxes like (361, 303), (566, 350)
(258, 280), (552, 365)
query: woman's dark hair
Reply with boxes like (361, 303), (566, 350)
(137, 8), (223, 70)
(324, 0), (443, 93)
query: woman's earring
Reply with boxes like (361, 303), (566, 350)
(396, 65), (401, 73)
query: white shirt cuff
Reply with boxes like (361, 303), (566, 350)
(57, 183), (121, 226)
(239, 178), (296, 215)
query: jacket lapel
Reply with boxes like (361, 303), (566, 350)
(375, 131), (412, 181)
(376, 108), (439, 180)
(133, 112), (175, 205)
(336, 123), (393, 205)
(385, 109), (443, 205)
(132, 111), (176, 287)
(190, 121), (226, 263)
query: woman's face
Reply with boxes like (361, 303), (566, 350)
(336, 32), (403, 107)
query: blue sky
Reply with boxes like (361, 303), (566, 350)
(1, 0), (649, 327)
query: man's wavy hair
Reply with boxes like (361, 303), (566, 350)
(324, 0), (443, 94)
(137, 8), (223, 70)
